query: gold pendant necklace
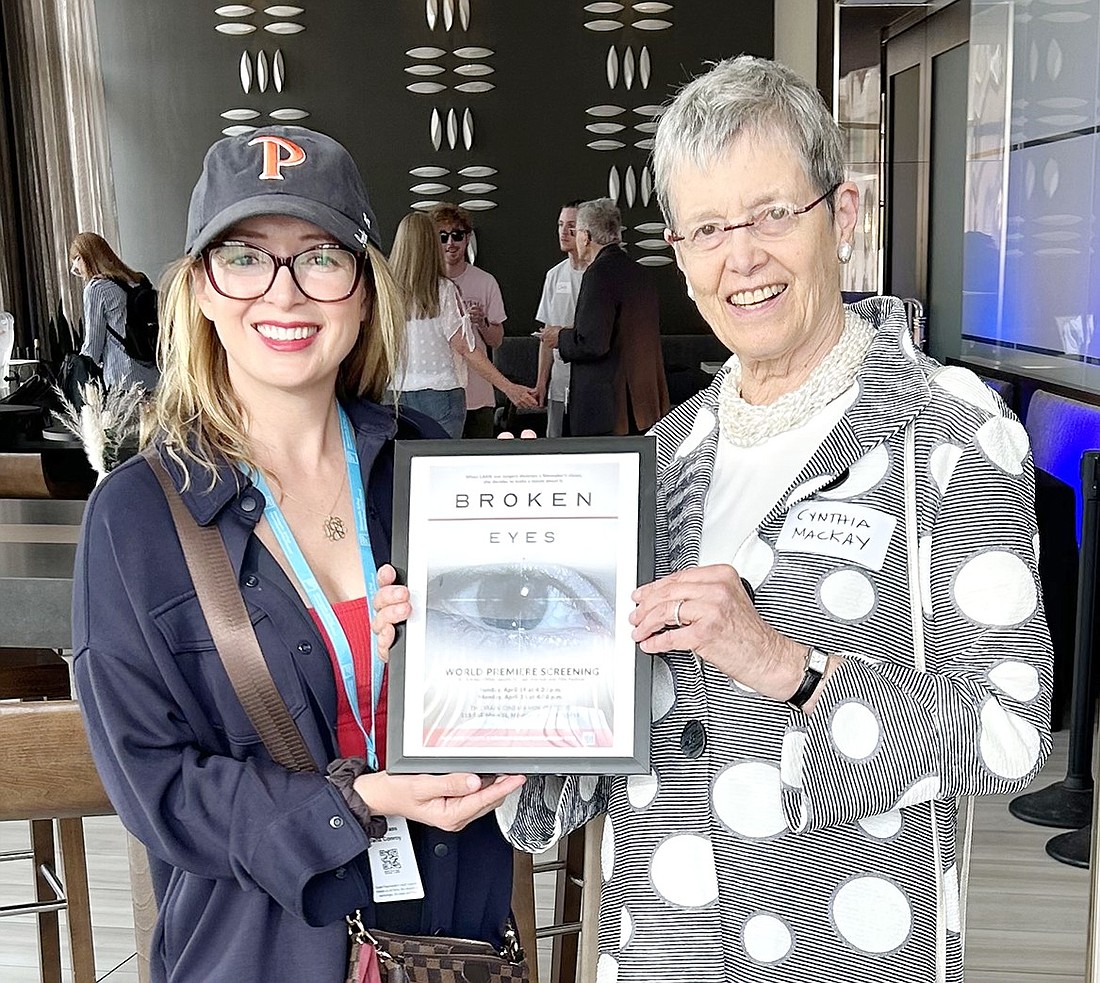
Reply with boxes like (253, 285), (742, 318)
(322, 513), (347, 542)
(280, 467), (349, 543)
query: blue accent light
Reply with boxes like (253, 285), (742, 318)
(1024, 390), (1100, 545)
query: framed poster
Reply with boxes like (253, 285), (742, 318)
(387, 436), (655, 775)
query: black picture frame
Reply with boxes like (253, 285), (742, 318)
(387, 436), (655, 775)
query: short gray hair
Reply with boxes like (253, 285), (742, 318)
(653, 56), (844, 226)
(576, 198), (622, 245)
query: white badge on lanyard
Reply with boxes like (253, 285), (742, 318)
(367, 816), (426, 902)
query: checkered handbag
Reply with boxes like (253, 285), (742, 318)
(346, 913), (531, 983)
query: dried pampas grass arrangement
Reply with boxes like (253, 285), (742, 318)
(53, 381), (148, 481)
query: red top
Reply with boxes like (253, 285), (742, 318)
(308, 597), (387, 766)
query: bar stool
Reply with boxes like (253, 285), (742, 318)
(0, 699), (113, 983)
(512, 819), (603, 983)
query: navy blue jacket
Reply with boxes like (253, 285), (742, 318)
(73, 399), (514, 983)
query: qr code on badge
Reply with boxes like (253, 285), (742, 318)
(379, 848), (401, 876)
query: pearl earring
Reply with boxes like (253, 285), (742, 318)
(837, 241), (853, 264)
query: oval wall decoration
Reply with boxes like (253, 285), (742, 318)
(588, 140), (626, 151)
(584, 20), (624, 31)
(637, 255), (673, 266)
(455, 81), (495, 93)
(264, 21), (305, 33)
(454, 64), (494, 76)
(408, 82), (447, 94)
(264, 5), (304, 16)
(269, 108), (309, 120)
(587, 122), (625, 134)
(586, 105), (626, 117)
(410, 166), (450, 178)
(256, 49), (269, 92)
(623, 47), (635, 90)
(240, 52), (253, 93)
(216, 23), (256, 34)
(408, 46), (447, 58)
(454, 46), (494, 58)
(459, 165), (497, 177)
(459, 182), (497, 194)
(410, 182), (451, 194)
(461, 199), (498, 210)
(406, 64), (446, 75)
(633, 19), (673, 30)
(216, 5), (255, 17)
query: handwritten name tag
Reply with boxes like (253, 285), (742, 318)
(555, 281), (572, 293)
(776, 501), (896, 571)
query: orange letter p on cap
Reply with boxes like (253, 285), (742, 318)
(248, 135), (307, 181)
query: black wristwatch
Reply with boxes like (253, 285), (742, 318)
(786, 647), (829, 710)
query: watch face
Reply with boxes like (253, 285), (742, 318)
(808, 648), (829, 674)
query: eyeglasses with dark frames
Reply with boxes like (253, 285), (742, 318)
(666, 183), (841, 253)
(202, 241), (364, 303)
(439, 229), (470, 243)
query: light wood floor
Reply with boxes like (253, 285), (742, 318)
(0, 732), (1091, 983)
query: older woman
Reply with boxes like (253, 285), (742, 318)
(72, 126), (524, 983)
(376, 57), (1054, 981)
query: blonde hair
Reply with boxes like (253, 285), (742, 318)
(148, 244), (406, 487)
(390, 211), (445, 319)
(69, 231), (141, 283)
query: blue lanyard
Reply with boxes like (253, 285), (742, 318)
(246, 406), (383, 770)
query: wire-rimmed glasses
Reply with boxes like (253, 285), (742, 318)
(667, 183), (840, 253)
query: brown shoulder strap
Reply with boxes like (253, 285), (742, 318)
(143, 448), (317, 774)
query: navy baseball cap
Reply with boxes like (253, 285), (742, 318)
(184, 125), (381, 256)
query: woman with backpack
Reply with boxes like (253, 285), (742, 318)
(69, 231), (160, 390)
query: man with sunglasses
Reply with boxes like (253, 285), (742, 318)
(430, 204), (506, 438)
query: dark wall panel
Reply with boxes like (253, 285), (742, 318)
(93, 0), (773, 336)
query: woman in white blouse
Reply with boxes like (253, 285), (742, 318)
(389, 212), (536, 437)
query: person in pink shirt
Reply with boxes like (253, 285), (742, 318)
(431, 204), (508, 437)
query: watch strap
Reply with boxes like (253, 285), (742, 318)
(787, 646), (828, 710)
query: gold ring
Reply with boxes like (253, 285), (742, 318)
(673, 598), (685, 628)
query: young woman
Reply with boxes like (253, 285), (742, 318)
(388, 210), (536, 437)
(72, 126), (524, 983)
(69, 231), (159, 390)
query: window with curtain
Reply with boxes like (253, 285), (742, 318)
(0, 0), (117, 361)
